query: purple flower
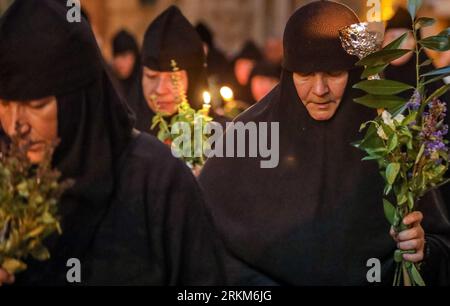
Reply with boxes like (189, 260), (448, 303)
(407, 90), (421, 111)
(420, 99), (449, 160)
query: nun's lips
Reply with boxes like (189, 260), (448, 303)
(156, 100), (175, 106)
(308, 101), (335, 110)
(20, 140), (46, 152)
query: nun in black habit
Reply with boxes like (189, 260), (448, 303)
(199, 1), (450, 286)
(195, 22), (234, 87)
(231, 41), (263, 105)
(0, 0), (226, 286)
(130, 6), (215, 134)
(111, 29), (141, 104)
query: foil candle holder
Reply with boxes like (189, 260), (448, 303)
(339, 22), (383, 80)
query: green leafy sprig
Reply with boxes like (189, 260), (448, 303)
(353, 0), (450, 286)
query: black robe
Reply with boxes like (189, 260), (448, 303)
(199, 68), (450, 286)
(15, 132), (225, 285)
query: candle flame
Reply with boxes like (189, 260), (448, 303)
(220, 86), (234, 102)
(203, 91), (211, 105)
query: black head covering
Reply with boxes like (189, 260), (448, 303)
(283, 0), (359, 73)
(195, 22), (234, 86)
(249, 61), (282, 81)
(199, 1), (450, 285)
(142, 5), (206, 72)
(112, 29), (141, 97)
(0, 0), (102, 100)
(112, 29), (139, 56)
(234, 40), (263, 62)
(0, 0), (134, 283)
(386, 7), (412, 31)
(80, 7), (90, 23)
(195, 22), (213, 48)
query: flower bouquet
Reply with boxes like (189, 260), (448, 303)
(151, 60), (214, 174)
(0, 125), (72, 274)
(341, 0), (450, 286)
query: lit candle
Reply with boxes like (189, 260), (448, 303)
(220, 86), (234, 102)
(202, 91), (211, 115)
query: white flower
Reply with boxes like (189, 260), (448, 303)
(393, 114), (405, 124)
(381, 111), (394, 128)
(381, 110), (404, 129)
(377, 126), (388, 140)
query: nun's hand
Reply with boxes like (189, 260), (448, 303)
(0, 268), (15, 286)
(389, 211), (425, 263)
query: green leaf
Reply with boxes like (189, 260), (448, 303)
(388, 133), (398, 152)
(396, 184), (408, 206)
(383, 198), (396, 225)
(415, 144), (425, 165)
(357, 49), (412, 67)
(386, 163), (401, 185)
(394, 249), (403, 263)
(361, 64), (389, 79)
(419, 35), (450, 51)
(353, 80), (413, 95)
(420, 59), (433, 67)
(31, 246), (50, 261)
(354, 94), (407, 110)
(362, 155), (383, 161)
(408, 0), (423, 20)
(415, 17), (436, 30)
(423, 72), (450, 86)
(2, 258), (27, 274)
(407, 192), (415, 210)
(384, 32), (410, 50)
(410, 264), (426, 286)
(424, 84), (450, 103)
(422, 65), (450, 77)
(384, 184), (392, 195)
(358, 124), (384, 150)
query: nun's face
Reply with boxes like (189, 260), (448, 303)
(0, 97), (58, 163)
(383, 29), (415, 66)
(293, 71), (348, 121)
(142, 67), (188, 116)
(235, 59), (255, 86)
(113, 51), (136, 79)
(251, 75), (279, 102)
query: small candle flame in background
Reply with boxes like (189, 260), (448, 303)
(202, 91), (212, 116)
(220, 86), (234, 102)
(203, 91), (211, 105)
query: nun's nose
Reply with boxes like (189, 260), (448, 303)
(2, 103), (30, 137)
(156, 74), (172, 95)
(312, 74), (330, 97)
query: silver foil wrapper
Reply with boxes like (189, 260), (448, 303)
(339, 22), (383, 80)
